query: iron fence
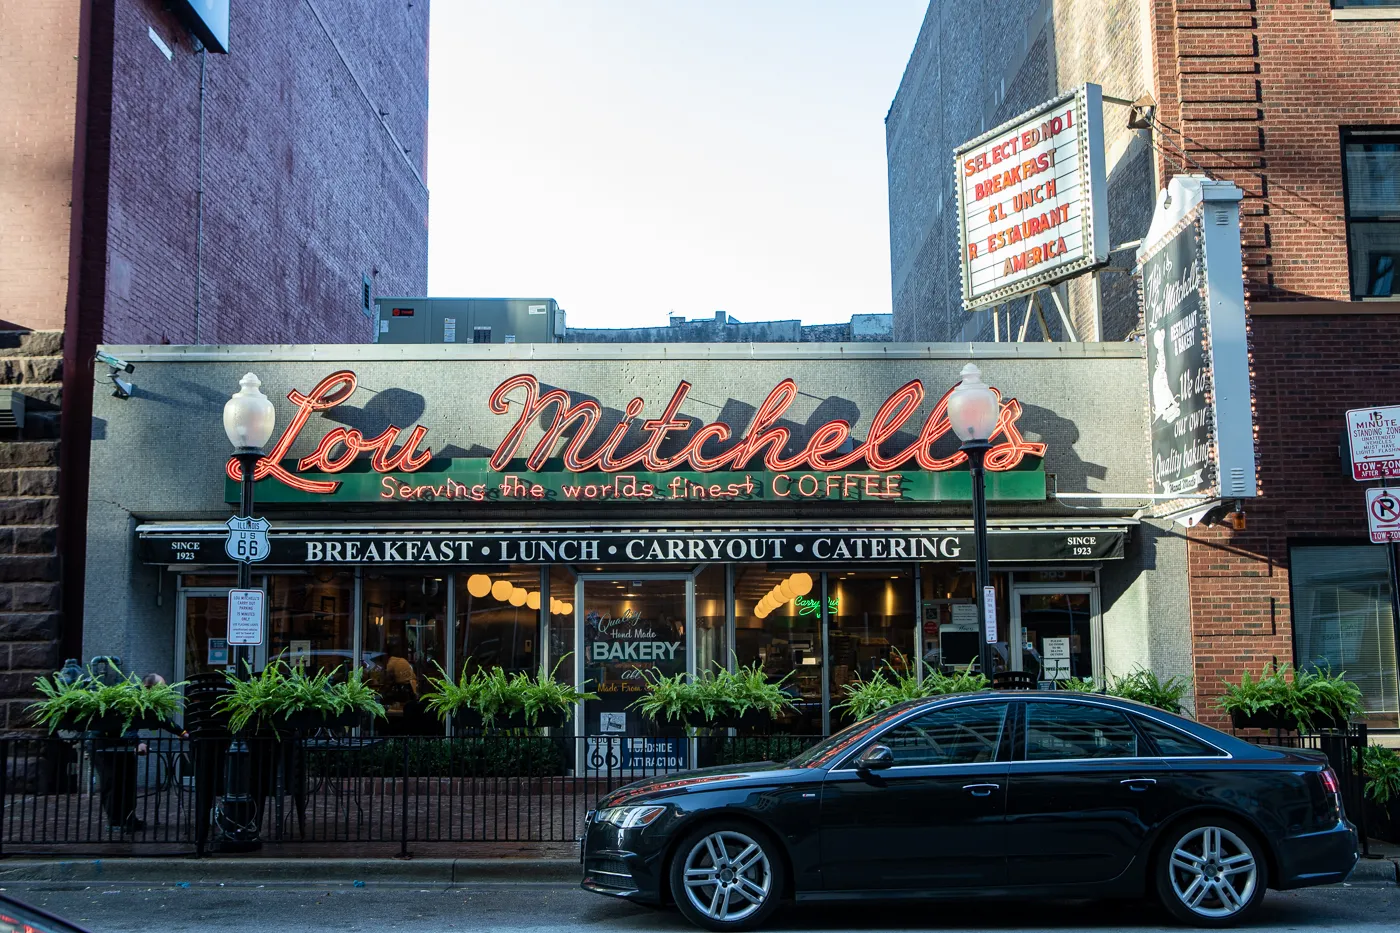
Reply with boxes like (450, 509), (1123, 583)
(0, 733), (824, 857)
(2, 726), (1375, 858)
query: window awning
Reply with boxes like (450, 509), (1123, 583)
(136, 519), (1133, 567)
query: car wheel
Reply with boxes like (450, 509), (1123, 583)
(1155, 817), (1268, 927)
(669, 823), (785, 932)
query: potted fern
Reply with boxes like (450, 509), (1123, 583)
(1106, 668), (1192, 714)
(630, 670), (711, 730)
(422, 657), (594, 730)
(1217, 663), (1361, 732)
(1355, 744), (1400, 843)
(217, 660), (385, 735)
(711, 662), (797, 731)
(29, 666), (184, 736)
(836, 658), (989, 721)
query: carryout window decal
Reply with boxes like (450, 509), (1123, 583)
(224, 371), (1047, 503)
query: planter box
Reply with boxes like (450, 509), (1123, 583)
(59, 712), (173, 736)
(253, 709), (362, 734)
(712, 709), (774, 733)
(1364, 800), (1400, 844)
(1229, 708), (1350, 733)
(1229, 709), (1297, 732)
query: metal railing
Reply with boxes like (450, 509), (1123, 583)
(0, 733), (823, 857)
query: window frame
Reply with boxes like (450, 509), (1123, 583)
(1018, 698), (1146, 763)
(830, 697), (1014, 771)
(1340, 127), (1400, 300)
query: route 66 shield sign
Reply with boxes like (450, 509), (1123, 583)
(225, 515), (271, 563)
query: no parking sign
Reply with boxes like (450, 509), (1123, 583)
(1365, 487), (1400, 544)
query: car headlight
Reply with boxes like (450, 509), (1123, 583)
(595, 805), (667, 829)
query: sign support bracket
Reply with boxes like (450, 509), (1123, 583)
(1048, 287), (1079, 342)
(1017, 293), (1035, 341)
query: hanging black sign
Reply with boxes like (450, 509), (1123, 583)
(1141, 211), (1212, 497)
(139, 526), (1126, 566)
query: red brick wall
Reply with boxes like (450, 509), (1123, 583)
(1187, 315), (1400, 727)
(102, 0), (429, 345)
(1150, 0), (1400, 303)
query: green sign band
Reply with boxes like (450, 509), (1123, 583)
(225, 458), (1046, 505)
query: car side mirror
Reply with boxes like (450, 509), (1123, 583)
(855, 744), (894, 771)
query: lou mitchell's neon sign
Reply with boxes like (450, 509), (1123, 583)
(227, 372), (1046, 494)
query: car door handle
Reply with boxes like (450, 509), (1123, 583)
(1120, 778), (1157, 791)
(962, 783), (1000, 797)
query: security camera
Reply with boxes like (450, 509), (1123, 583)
(95, 350), (134, 374)
(111, 374), (133, 400)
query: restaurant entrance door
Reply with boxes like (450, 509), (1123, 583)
(579, 574), (692, 774)
(1009, 585), (1101, 685)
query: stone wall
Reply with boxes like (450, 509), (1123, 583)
(0, 331), (63, 730)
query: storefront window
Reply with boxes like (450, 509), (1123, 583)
(734, 565), (822, 734)
(828, 570), (916, 729)
(696, 565), (727, 676)
(1015, 592), (1094, 682)
(360, 573), (447, 734)
(547, 565), (578, 684)
(1291, 545), (1400, 728)
(918, 564), (977, 675)
(267, 572), (354, 676)
(457, 567), (541, 677)
(582, 577), (687, 739)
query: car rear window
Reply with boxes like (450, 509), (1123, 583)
(1025, 701), (1140, 760)
(1136, 716), (1226, 757)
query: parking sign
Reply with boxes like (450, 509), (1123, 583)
(1366, 487), (1400, 544)
(1346, 406), (1400, 481)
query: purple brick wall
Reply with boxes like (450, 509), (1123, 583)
(102, 0), (429, 345)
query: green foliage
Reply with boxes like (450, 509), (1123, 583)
(1216, 662), (1363, 732)
(836, 655), (988, 721)
(1058, 677), (1098, 693)
(28, 666), (184, 735)
(216, 660), (386, 734)
(629, 660), (797, 724)
(924, 662), (990, 696)
(420, 656), (596, 727)
(720, 660), (797, 717)
(1105, 668), (1192, 713)
(1354, 744), (1400, 813)
(629, 670), (705, 723)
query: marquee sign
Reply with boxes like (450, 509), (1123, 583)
(224, 372), (1048, 503)
(139, 526), (1127, 566)
(955, 84), (1109, 309)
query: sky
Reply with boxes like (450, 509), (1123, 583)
(426, 1), (930, 329)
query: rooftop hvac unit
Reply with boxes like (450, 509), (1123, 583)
(373, 298), (564, 345)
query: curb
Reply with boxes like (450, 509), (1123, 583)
(0, 858), (580, 886)
(1347, 858), (1399, 885)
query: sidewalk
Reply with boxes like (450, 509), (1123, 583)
(0, 856), (580, 886)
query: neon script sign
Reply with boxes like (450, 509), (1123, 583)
(228, 371), (1046, 494)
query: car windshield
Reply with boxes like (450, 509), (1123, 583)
(786, 700), (924, 769)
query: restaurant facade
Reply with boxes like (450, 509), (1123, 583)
(82, 342), (1188, 741)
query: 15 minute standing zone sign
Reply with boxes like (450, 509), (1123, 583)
(1347, 406), (1400, 481)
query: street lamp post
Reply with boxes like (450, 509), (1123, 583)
(217, 373), (276, 850)
(947, 363), (1002, 679)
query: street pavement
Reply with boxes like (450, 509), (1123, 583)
(4, 879), (1399, 933)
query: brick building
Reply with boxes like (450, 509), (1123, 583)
(888, 0), (1400, 730)
(0, 1), (429, 728)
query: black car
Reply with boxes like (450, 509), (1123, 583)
(581, 692), (1358, 931)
